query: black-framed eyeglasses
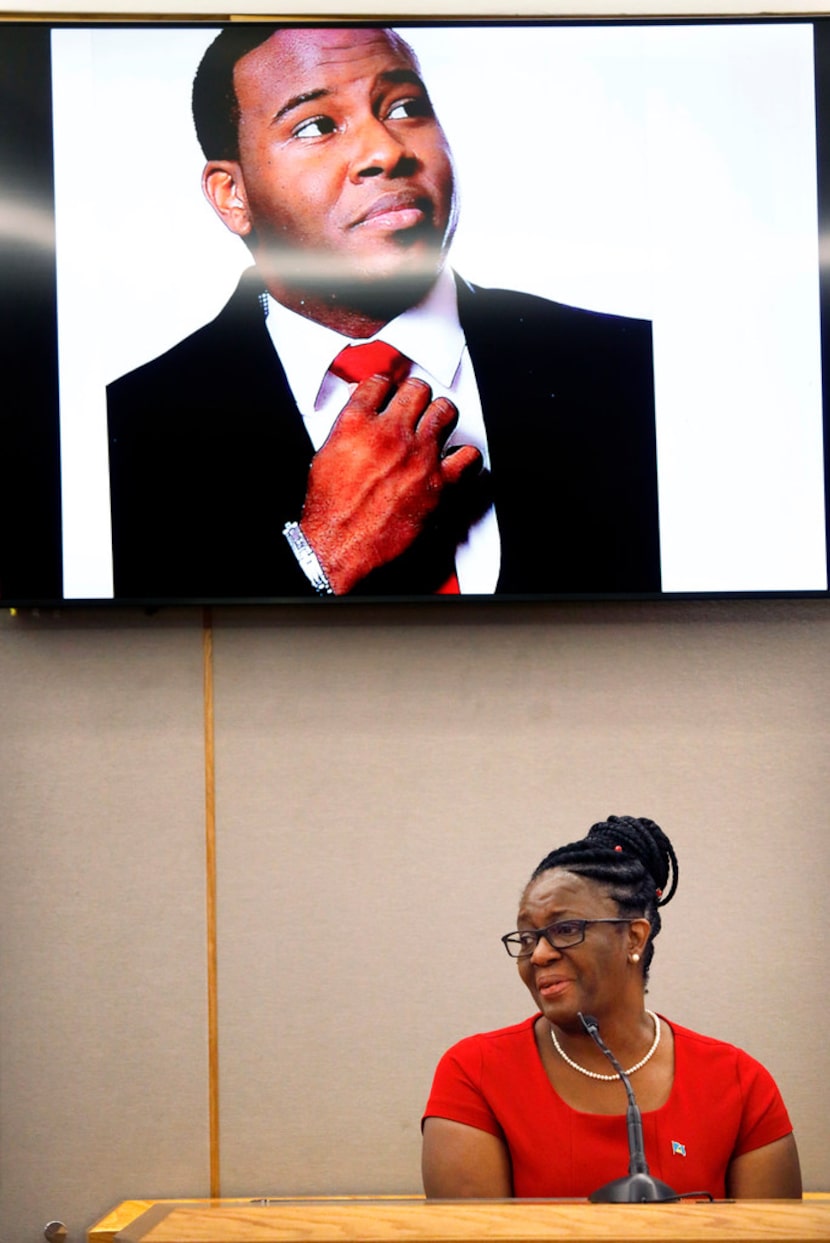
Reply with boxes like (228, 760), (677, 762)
(501, 918), (632, 958)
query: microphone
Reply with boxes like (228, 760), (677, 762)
(578, 1012), (678, 1203)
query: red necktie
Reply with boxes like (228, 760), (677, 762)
(329, 341), (459, 595)
(330, 340), (411, 385)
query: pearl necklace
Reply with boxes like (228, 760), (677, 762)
(550, 1010), (661, 1081)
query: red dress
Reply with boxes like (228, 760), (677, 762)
(423, 1014), (792, 1199)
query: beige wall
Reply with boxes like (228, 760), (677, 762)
(1, 600), (829, 1240)
(2, 3), (830, 1239)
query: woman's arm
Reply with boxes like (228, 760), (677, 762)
(726, 1134), (802, 1198)
(422, 1117), (513, 1198)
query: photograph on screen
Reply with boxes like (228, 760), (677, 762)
(2, 19), (828, 605)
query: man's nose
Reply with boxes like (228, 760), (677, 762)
(349, 116), (416, 180)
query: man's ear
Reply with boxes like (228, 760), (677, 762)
(202, 161), (252, 237)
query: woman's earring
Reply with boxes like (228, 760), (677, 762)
(630, 952), (641, 963)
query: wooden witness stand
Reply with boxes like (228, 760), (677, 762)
(88, 1195), (830, 1243)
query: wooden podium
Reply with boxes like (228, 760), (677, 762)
(88, 1195), (830, 1243)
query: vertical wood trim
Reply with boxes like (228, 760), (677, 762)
(203, 607), (221, 1196)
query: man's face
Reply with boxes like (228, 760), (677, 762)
(208, 27), (457, 308)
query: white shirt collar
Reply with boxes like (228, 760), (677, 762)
(264, 266), (465, 416)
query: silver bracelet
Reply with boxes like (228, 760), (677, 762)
(282, 522), (334, 596)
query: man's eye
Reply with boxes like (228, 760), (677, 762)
(293, 115), (337, 139)
(386, 96), (431, 121)
(517, 932), (538, 948)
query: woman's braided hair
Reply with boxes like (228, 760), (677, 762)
(530, 815), (679, 981)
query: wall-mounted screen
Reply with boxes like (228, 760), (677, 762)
(2, 18), (829, 605)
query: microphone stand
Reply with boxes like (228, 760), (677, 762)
(578, 1012), (678, 1203)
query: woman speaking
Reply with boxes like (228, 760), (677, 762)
(422, 815), (801, 1199)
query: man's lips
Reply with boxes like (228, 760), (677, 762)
(352, 192), (431, 231)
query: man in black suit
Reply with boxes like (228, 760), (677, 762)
(108, 25), (660, 601)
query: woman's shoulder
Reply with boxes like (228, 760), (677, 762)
(662, 1016), (792, 1149)
(667, 1017), (733, 1047)
(440, 1014), (540, 1062)
(428, 1015), (546, 1108)
(664, 1017), (776, 1078)
(454, 1013), (539, 1043)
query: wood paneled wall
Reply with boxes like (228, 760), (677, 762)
(1, 600), (829, 1240)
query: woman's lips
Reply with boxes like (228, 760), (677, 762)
(537, 978), (572, 1000)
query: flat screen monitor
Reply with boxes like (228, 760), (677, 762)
(2, 17), (829, 605)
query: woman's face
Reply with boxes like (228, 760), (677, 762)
(515, 869), (643, 1030)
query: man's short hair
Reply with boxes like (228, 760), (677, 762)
(192, 24), (286, 161)
(192, 24), (421, 164)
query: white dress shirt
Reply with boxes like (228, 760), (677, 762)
(264, 267), (500, 594)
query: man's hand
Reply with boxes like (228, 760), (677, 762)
(299, 373), (482, 595)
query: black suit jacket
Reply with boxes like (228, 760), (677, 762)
(107, 269), (660, 601)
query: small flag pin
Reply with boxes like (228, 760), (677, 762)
(671, 1141), (687, 1157)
